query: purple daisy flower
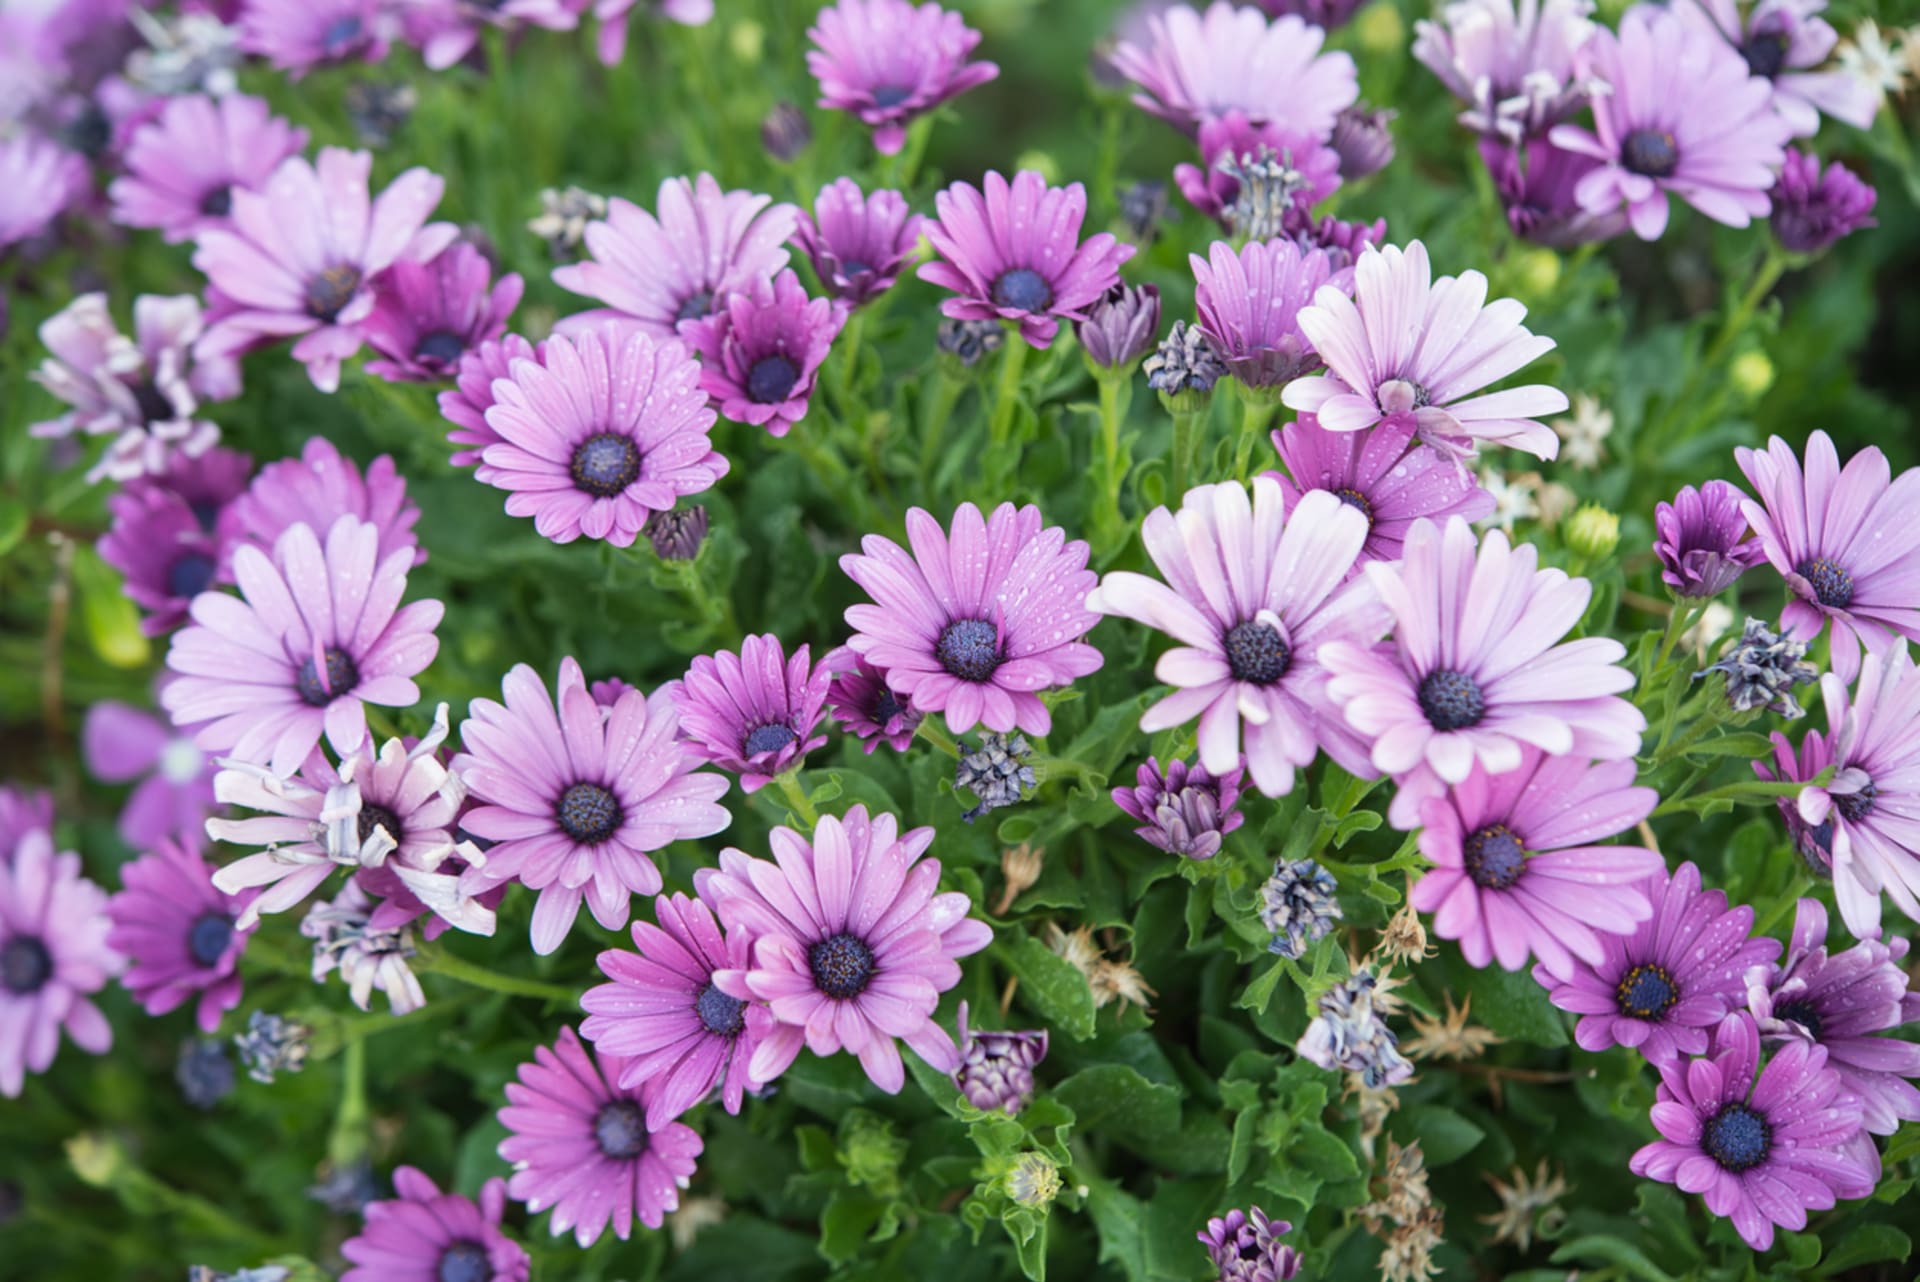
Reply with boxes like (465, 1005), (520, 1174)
(794, 178), (925, 308)
(1683, 0), (1879, 135)
(1088, 482), (1384, 797)
(162, 514), (444, 777)
(675, 635), (832, 793)
(918, 169), (1135, 349)
(1173, 112), (1343, 232)
(0, 832), (117, 1098)
(479, 326), (728, 547)
(1191, 237), (1342, 391)
(99, 483), (229, 636)
(361, 242), (524, 385)
(231, 435), (423, 570)
(1111, 757), (1246, 861)
(193, 146), (452, 393)
(1771, 147), (1877, 253)
(0, 131), (88, 255)
(952, 1001), (1048, 1114)
(1548, 5), (1792, 241)
(1077, 283), (1162, 370)
(1198, 1206), (1301, 1282)
(823, 647), (923, 754)
(106, 835), (253, 1033)
(108, 92), (306, 243)
(1630, 1012), (1871, 1252)
(438, 333), (538, 472)
(398, 0), (576, 71)
(1757, 726), (1839, 875)
(1320, 516), (1646, 828)
(1735, 429), (1920, 684)
(839, 500), (1104, 737)
(1654, 480), (1766, 599)
(499, 1025), (704, 1245)
(552, 173), (797, 340)
(805, 0), (1000, 155)
(0, 786), (54, 862)
(1109, 1), (1358, 140)
(580, 891), (771, 1128)
(1485, 137), (1632, 248)
(1284, 240), (1568, 459)
(1268, 414), (1496, 565)
(342, 1166), (528, 1282)
(1537, 861), (1781, 1060)
(238, 0), (392, 76)
(594, 0), (714, 65)
(1412, 0), (1597, 144)
(682, 270), (843, 436)
(82, 699), (216, 846)
(696, 805), (993, 1093)
(456, 659), (732, 954)
(1750, 897), (1920, 1134)
(127, 444), (254, 542)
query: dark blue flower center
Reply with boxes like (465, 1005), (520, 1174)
(695, 981), (746, 1036)
(809, 932), (875, 999)
(936, 618), (1003, 682)
(556, 782), (622, 845)
(1224, 620), (1290, 686)
(569, 433), (641, 498)
(872, 686), (906, 726)
(189, 499), (222, 532)
(187, 912), (235, 969)
(62, 105), (110, 159)
(1703, 1102), (1771, 1172)
(2, 936), (52, 994)
(592, 1099), (648, 1160)
(1418, 668), (1486, 731)
(295, 647), (360, 707)
(870, 84), (914, 109)
(675, 289), (714, 323)
(1834, 780), (1876, 823)
(839, 258), (873, 278)
(1334, 487), (1375, 526)
(1797, 557), (1854, 609)
(436, 1240), (490, 1282)
(1615, 962), (1678, 1019)
(131, 379), (175, 424)
(166, 551), (217, 600)
(1621, 129), (1679, 179)
(413, 331), (466, 366)
(1741, 30), (1790, 79)
(746, 354), (800, 404)
(991, 268), (1053, 313)
(199, 185), (232, 217)
(304, 264), (364, 322)
(1463, 823), (1526, 890)
(322, 15), (364, 54)
(743, 722), (798, 757)
(357, 803), (401, 848)
(1772, 997), (1823, 1039)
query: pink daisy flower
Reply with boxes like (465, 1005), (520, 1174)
(126, 444), (254, 543)
(1173, 111), (1343, 231)
(1411, 0), (1598, 144)
(498, 1026), (704, 1245)
(695, 805), (993, 1092)
(0, 832), (118, 1098)
(342, 1166), (529, 1282)
(794, 178), (926, 308)
(98, 479), (229, 637)
(106, 835), (254, 1033)
(231, 435), (423, 569)
(0, 787), (54, 863)
(674, 634), (832, 794)
(1190, 237), (1343, 391)
(361, 242), (524, 384)
(1088, 482), (1384, 797)
(593, 0), (713, 65)
(438, 333), (538, 473)
(1683, 0), (1879, 136)
(238, 0), (392, 76)
(82, 699), (216, 846)
(682, 269), (843, 436)
(108, 92), (306, 243)
(824, 647), (923, 754)
(805, 0), (1000, 155)
(0, 131), (88, 255)
(398, 0), (576, 71)
(839, 500), (1104, 737)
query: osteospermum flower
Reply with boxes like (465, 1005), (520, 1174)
(1683, 0), (1878, 136)
(128, 444), (254, 543)
(231, 435), (422, 569)
(239, 0), (391, 75)
(106, 836), (253, 1033)
(398, 0), (576, 71)
(1112, 757), (1246, 862)
(438, 333), (538, 472)
(162, 514), (444, 777)
(594, 0), (713, 65)
(823, 648), (923, 753)
(1411, 0), (1597, 143)
(0, 786), (54, 861)
(1537, 861), (1780, 1059)
(1268, 415), (1496, 564)
(805, 0), (999, 155)
(682, 270), (843, 436)
(1321, 516), (1646, 826)
(82, 699), (215, 846)
(1547, 5), (1792, 241)
(1173, 112), (1343, 233)
(794, 178), (925, 308)
(108, 92), (306, 242)
(0, 131), (88, 254)
(1191, 237), (1342, 391)
(552, 173), (797, 338)
(1108, 1), (1358, 140)
(1630, 1012), (1870, 1252)
(193, 146), (452, 392)
(696, 805), (993, 1092)
(1654, 480), (1766, 599)
(1283, 240), (1568, 459)
(479, 326), (728, 547)
(499, 1026), (704, 1245)
(1198, 1207), (1301, 1282)
(342, 1166), (529, 1282)
(674, 634), (832, 793)
(361, 242), (524, 384)
(0, 833), (118, 1098)
(302, 880), (425, 1013)
(1088, 482), (1383, 796)
(456, 659), (732, 954)
(840, 500), (1104, 736)
(952, 1002), (1048, 1114)
(919, 170), (1135, 349)
(99, 482), (228, 637)
(1735, 429), (1920, 684)
(1770, 148), (1877, 252)
(580, 892), (769, 1127)
(1486, 137), (1633, 249)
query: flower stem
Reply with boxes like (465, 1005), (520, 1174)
(919, 366), (965, 496)
(1651, 773), (1825, 818)
(774, 769), (821, 827)
(421, 947), (578, 1005)
(1752, 877), (1812, 938)
(669, 556), (739, 643)
(916, 716), (963, 759)
(1232, 390), (1270, 483)
(1169, 405), (1204, 496)
(325, 1036), (369, 1171)
(1094, 372), (1131, 551)
(987, 331), (1032, 460)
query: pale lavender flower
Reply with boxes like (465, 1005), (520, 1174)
(804, 0), (999, 155)
(109, 93), (307, 243)
(1412, 0), (1597, 143)
(952, 1002), (1048, 1114)
(1111, 757), (1245, 861)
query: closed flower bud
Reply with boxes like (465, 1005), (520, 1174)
(1565, 503), (1619, 560)
(760, 102), (811, 164)
(1005, 1152), (1062, 1207)
(1077, 283), (1161, 372)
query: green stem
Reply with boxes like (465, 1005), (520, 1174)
(774, 768), (821, 827)
(1753, 877), (1813, 938)
(1654, 599), (1700, 677)
(325, 1037), (369, 1171)
(1651, 774), (1822, 818)
(916, 715), (963, 759)
(1232, 390), (1270, 483)
(987, 332), (1031, 458)
(919, 366), (965, 496)
(670, 557), (739, 642)
(1702, 243), (1789, 374)
(421, 947), (578, 1005)
(886, 115), (936, 190)
(835, 307), (867, 415)
(1094, 371), (1131, 550)
(1169, 406), (1204, 496)
(1029, 753), (1102, 788)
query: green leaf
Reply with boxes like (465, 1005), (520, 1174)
(1549, 1235), (1680, 1282)
(1082, 1178), (1149, 1282)
(818, 1191), (887, 1266)
(1398, 1107), (1484, 1166)
(1287, 1124), (1360, 1181)
(1006, 934), (1097, 1041)
(1817, 1224), (1909, 1275)
(1465, 964), (1569, 1048)
(71, 545), (150, 669)
(1777, 1230), (1821, 1271)
(1236, 959), (1286, 1016)
(0, 498), (26, 559)
(1052, 1065), (1179, 1144)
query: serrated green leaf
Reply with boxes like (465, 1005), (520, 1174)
(1399, 1107), (1483, 1166)
(1817, 1224), (1910, 1274)
(0, 498), (27, 558)
(1052, 1065), (1179, 1143)
(1006, 934), (1097, 1041)
(1465, 964), (1570, 1047)
(1237, 959), (1286, 1015)
(1549, 1235), (1679, 1282)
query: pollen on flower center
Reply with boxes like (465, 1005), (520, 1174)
(1796, 556), (1854, 609)
(1740, 31), (1790, 79)
(357, 803), (402, 848)
(742, 722), (798, 757)
(166, 550), (217, 600)
(2, 935), (53, 994)
(990, 268), (1053, 313)
(1621, 129), (1680, 179)
(295, 647), (360, 707)
(304, 264), (364, 322)
(1333, 487), (1375, 525)
(746, 354), (800, 404)
(1417, 668), (1486, 731)
(1223, 620), (1290, 685)
(413, 331), (466, 366)
(694, 981), (746, 1036)
(130, 379), (175, 424)
(1614, 962), (1678, 1019)
(936, 618), (1003, 682)
(809, 931), (876, 999)
(1772, 997), (1823, 1039)
(1833, 781), (1877, 823)
(435, 1239), (490, 1282)
(198, 185), (232, 217)
(870, 84), (914, 109)
(592, 1099), (648, 1159)
(1703, 1102), (1771, 1173)
(569, 433), (641, 498)
(556, 782), (623, 845)
(674, 289), (714, 323)
(186, 912), (235, 968)
(1462, 823), (1527, 890)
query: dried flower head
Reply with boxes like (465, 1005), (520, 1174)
(1402, 993), (1502, 1062)
(996, 844), (1045, 915)
(529, 185), (608, 259)
(956, 732), (1037, 823)
(1373, 903), (1433, 968)
(1478, 1160), (1568, 1251)
(1090, 955), (1157, 1013)
(1698, 617), (1819, 718)
(233, 1011), (309, 1084)
(1258, 859), (1342, 959)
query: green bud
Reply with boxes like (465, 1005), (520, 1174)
(1731, 350), (1774, 399)
(1566, 503), (1620, 560)
(728, 19), (764, 64)
(1013, 151), (1062, 186)
(838, 1109), (908, 1195)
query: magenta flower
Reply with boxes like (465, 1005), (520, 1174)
(1548, 5), (1792, 241)
(456, 659), (732, 954)
(238, 0), (392, 75)
(438, 333), (538, 472)
(580, 892), (771, 1127)
(674, 634), (832, 794)
(1411, 0), (1597, 143)
(1089, 483), (1384, 796)
(696, 805), (993, 1092)
(499, 1026), (704, 1245)
(362, 242), (524, 384)
(1735, 430), (1920, 684)
(1111, 757), (1246, 861)
(1485, 137), (1632, 249)
(106, 836), (253, 1033)
(193, 147), (452, 392)
(824, 648), (923, 753)
(479, 326), (728, 547)
(1320, 516), (1646, 828)
(0, 132), (88, 254)
(1537, 861), (1781, 1061)
(1757, 726), (1839, 875)
(1631, 1012), (1871, 1252)
(0, 787), (54, 862)
(594, 0), (714, 65)
(794, 178), (925, 308)
(342, 1166), (529, 1282)
(82, 699), (216, 846)
(1108, 1), (1358, 140)
(162, 514), (444, 777)
(398, 0), (576, 71)
(126, 445), (253, 543)
(1771, 148), (1877, 252)
(99, 482), (228, 638)
(1654, 480), (1766, 599)
(1191, 237), (1342, 390)
(0, 832), (117, 1098)
(109, 92), (306, 243)
(1284, 240), (1568, 459)
(840, 500), (1104, 737)
(805, 0), (999, 155)
(1173, 111), (1343, 231)
(1198, 1207), (1301, 1282)
(919, 170), (1135, 349)
(682, 269), (843, 436)
(1268, 414), (1495, 565)
(1684, 0), (1879, 135)
(552, 173), (797, 339)
(231, 435), (423, 570)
